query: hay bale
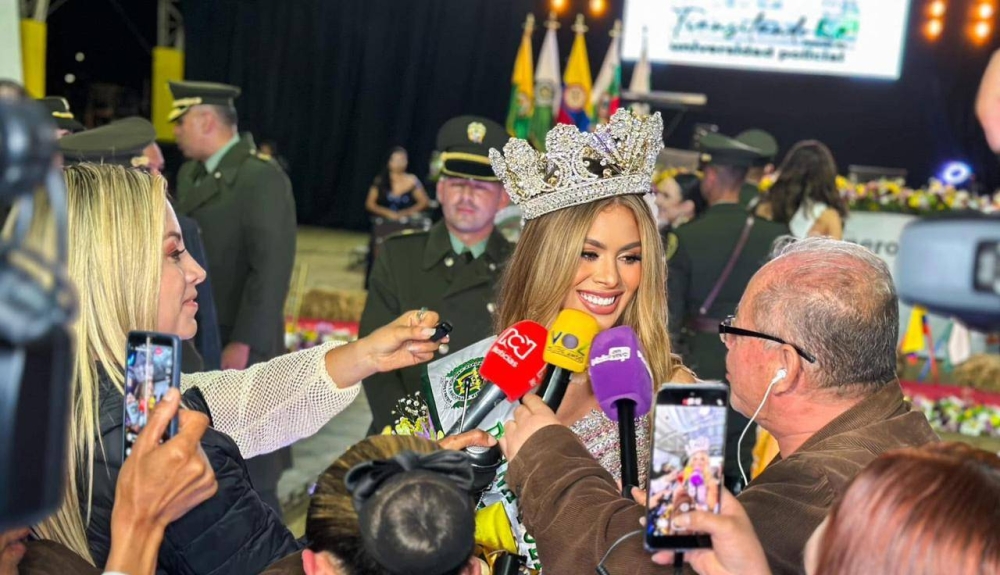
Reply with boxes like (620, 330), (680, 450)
(953, 354), (1000, 393)
(298, 289), (368, 322)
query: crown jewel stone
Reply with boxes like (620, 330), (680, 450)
(489, 109), (664, 220)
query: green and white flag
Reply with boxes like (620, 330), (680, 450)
(529, 21), (561, 151)
(423, 336), (519, 437)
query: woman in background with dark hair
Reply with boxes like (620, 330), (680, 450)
(757, 140), (847, 239)
(365, 147), (429, 221)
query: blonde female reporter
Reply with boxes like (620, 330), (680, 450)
(25, 164), (445, 575)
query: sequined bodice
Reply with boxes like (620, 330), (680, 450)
(569, 409), (650, 484)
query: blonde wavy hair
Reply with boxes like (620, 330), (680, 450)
(495, 194), (681, 388)
(30, 164), (167, 563)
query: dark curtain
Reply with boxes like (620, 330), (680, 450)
(183, 0), (549, 230)
(184, 0), (1000, 231)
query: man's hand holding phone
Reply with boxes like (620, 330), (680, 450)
(651, 489), (771, 575)
(107, 388), (218, 575)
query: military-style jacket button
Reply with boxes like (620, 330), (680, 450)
(488, 262), (497, 272)
(487, 302), (496, 313)
(214, 172), (221, 179)
(444, 257), (455, 267)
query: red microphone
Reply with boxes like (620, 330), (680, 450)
(445, 321), (547, 435)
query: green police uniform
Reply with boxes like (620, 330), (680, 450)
(169, 81), (296, 513)
(359, 116), (512, 433)
(736, 128), (778, 209)
(169, 81), (296, 365)
(667, 133), (788, 490)
(39, 96), (84, 133)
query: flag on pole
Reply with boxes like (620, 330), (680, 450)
(505, 14), (535, 139)
(900, 306), (927, 355)
(592, 19), (622, 125)
(947, 319), (972, 367)
(629, 26), (651, 116)
(530, 13), (561, 150)
(558, 14), (593, 131)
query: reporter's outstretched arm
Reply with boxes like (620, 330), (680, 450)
(181, 310), (446, 459)
(105, 389), (217, 575)
(977, 49), (1000, 152)
(501, 395), (657, 575)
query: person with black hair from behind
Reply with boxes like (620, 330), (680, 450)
(261, 435), (483, 575)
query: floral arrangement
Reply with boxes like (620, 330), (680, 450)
(913, 395), (1000, 439)
(758, 174), (1000, 215)
(284, 319), (358, 352)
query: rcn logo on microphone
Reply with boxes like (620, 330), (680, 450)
(547, 331), (590, 367)
(493, 327), (538, 367)
(590, 346), (631, 366)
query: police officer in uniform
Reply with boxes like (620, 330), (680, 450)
(736, 128), (779, 209)
(666, 132), (788, 492)
(359, 116), (512, 433)
(169, 80), (297, 514)
(39, 96), (84, 136)
(58, 117), (222, 374)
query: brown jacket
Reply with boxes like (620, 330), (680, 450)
(506, 382), (938, 575)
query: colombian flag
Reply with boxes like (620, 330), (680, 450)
(558, 26), (593, 131)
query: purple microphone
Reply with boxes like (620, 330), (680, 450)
(589, 326), (654, 499)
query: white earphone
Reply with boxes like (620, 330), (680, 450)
(737, 367), (788, 487)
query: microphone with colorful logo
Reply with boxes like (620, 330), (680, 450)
(589, 326), (653, 499)
(540, 309), (600, 412)
(445, 320), (548, 436)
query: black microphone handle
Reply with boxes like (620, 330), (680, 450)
(540, 365), (572, 411)
(445, 383), (508, 436)
(617, 399), (638, 499)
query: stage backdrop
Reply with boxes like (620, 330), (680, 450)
(184, 0), (1000, 231)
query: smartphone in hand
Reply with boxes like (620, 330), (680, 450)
(645, 383), (729, 551)
(122, 331), (181, 459)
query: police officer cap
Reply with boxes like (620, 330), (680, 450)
(59, 117), (156, 167)
(39, 96), (84, 133)
(436, 115), (507, 181)
(736, 129), (778, 167)
(698, 132), (765, 168)
(168, 80), (241, 122)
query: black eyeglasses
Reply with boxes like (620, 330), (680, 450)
(719, 315), (817, 364)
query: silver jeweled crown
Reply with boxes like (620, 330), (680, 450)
(488, 109), (663, 220)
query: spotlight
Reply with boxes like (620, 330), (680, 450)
(590, 0), (606, 16)
(969, 2), (996, 44)
(926, 18), (944, 39)
(928, 0), (946, 18)
(940, 161), (973, 186)
(975, 21), (992, 40)
(552, 0), (567, 12)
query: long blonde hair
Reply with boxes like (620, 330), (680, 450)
(32, 164), (166, 563)
(495, 194), (678, 387)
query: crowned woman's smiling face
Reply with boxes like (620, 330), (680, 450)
(561, 204), (643, 331)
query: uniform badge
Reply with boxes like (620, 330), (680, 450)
(665, 232), (679, 261)
(467, 122), (487, 144)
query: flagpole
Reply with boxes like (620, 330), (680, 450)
(524, 12), (536, 34)
(545, 11), (560, 30)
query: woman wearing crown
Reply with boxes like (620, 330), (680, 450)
(389, 109), (696, 571)
(488, 109), (695, 479)
(478, 109), (696, 569)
